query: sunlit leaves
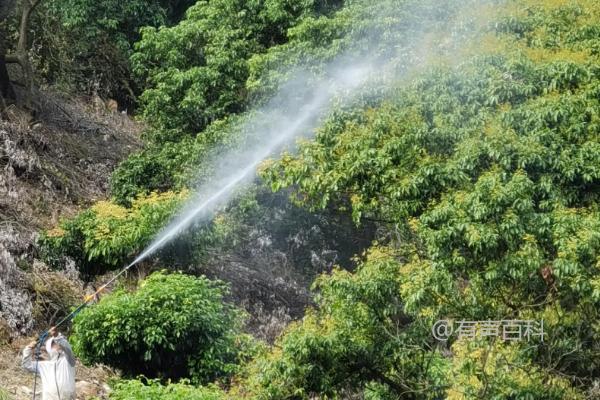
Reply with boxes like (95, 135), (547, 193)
(39, 191), (189, 278)
(256, 0), (600, 396)
(446, 339), (584, 399)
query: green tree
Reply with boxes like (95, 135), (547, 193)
(242, 248), (447, 399)
(131, 0), (338, 141)
(242, 248), (582, 399)
(32, 0), (195, 104)
(243, 0), (600, 397)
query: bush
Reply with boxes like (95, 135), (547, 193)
(71, 271), (246, 384)
(110, 379), (225, 400)
(39, 191), (188, 280)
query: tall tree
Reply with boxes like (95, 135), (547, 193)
(0, 0), (42, 109)
(0, 0), (16, 107)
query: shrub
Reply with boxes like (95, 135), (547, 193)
(39, 191), (188, 280)
(110, 379), (225, 400)
(71, 271), (246, 384)
(29, 263), (81, 331)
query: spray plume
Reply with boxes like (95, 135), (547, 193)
(129, 62), (375, 267)
(128, 0), (490, 268)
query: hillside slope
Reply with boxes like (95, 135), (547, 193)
(1, 92), (140, 334)
(0, 93), (140, 398)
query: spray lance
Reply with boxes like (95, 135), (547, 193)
(29, 259), (139, 400)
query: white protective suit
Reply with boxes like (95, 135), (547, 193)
(22, 334), (76, 400)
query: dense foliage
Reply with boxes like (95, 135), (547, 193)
(32, 0), (195, 103)
(40, 191), (188, 279)
(72, 272), (248, 383)
(132, 0), (341, 140)
(251, 0), (600, 397)
(110, 379), (225, 400)
(106, 0), (345, 204)
(241, 249), (581, 399)
(109, 118), (238, 205)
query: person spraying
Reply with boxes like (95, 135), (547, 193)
(22, 326), (76, 400)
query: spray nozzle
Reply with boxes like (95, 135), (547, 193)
(33, 331), (49, 356)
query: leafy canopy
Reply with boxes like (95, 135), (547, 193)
(132, 0), (337, 140)
(253, 0), (600, 397)
(40, 191), (188, 279)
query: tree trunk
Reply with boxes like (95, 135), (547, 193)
(0, 0), (42, 109)
(0, 0), (17, 108)
(0, 50), (17, 109)
(14, 0), (42, 108)
(0, 54), (16, 108)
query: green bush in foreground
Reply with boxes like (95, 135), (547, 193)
(110, 379), (225, 400)
(72, 272), (246, 384)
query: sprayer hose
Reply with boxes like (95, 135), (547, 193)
(52, 261), (137, 330)
(30, 261), (138, 400)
